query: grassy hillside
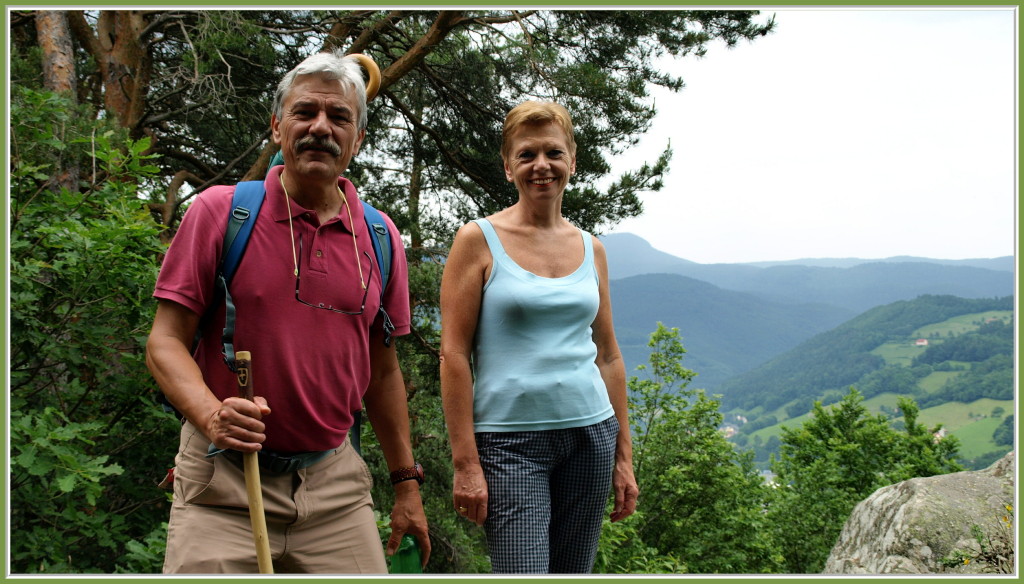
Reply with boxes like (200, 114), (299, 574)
(724, 298), (1015, 471)
(739, 394), (1013, 470)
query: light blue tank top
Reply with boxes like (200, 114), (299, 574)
(471, 218), (614, 432)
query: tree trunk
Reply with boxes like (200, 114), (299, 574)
(95, 10), (151, 137)
(35, 10), (80, 193)
(408, 97), (425, 251)
(36, 11), (76, 95)
(409, 141), (424, 251)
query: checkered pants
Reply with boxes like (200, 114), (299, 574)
(476, 415), (619, 574)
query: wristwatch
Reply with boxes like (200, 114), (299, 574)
(390, 462), (424, 486)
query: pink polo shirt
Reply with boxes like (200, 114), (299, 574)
(154, 166), (410, 452)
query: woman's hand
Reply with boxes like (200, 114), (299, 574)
(609, 457), (639, 522)
(452, 463), (489, 526)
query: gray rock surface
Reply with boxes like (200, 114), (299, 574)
(823, 452), (1015, 574)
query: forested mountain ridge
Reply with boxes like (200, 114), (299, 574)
(602, 233), (1014, 392)
(744, 255), (1014, 271)
(610, 273), (855, 390)
(602, 233), (1014, 313)
(604, 232), (1014, 274)
(716, 295), (1015, 411)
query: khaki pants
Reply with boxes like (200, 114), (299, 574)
(163, 421), (386, 574)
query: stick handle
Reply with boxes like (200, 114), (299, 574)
(235, 351), (254, 401)
(351, 54), (381, 101)
(234, 351), (273, 574)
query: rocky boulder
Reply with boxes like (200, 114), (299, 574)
(824, 452), (1015, 574)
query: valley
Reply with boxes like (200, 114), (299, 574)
(602, 233), (1016, 472)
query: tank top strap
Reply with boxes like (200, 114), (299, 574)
(581, 227), (593, 263)
(472, 218), (506, 257)
(474, 218), (594, 276)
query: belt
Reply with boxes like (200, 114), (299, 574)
(207, 444), (336, 474)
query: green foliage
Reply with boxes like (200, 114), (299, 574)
(767, 389), (963, 573)
(919, 354), (1014, 407)
(968, 449), (1014, 471)
(113, 524), (171, 574)
(784, 396), (814, 419)
(890, 397), (962, 477)
(739, 414), (778, 434)
(594, 513), (688, 574)
(992, 415), (1014, 447)
(11, 408), (123, 504)
(855, 364), (930, 399)
(10, 86), (176, 573)
(610, 323), (783, 574)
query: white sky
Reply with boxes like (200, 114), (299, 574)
(607, 7), (1017, 264)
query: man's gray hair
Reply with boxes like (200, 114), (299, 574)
(273, 49), (369, 131)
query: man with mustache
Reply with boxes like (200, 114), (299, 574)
(146, 50), (429, 573)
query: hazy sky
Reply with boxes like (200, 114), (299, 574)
(607, 7), (1017, 264)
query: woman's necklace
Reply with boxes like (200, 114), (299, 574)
(280, 173), (366, 290)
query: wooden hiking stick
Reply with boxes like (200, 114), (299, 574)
(351, 53), (381, 101)
(234, 351), (273, 574)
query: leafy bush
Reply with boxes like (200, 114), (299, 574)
(10, 86), (176, 573)
(614, 323), (783, 574)
(595, 513), (688, 574)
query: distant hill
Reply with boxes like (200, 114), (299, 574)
(601, 232), (699, 278)
(743, 255), (1015, 271)
(715, 295), (1015, 412)
(602, 233), (1014, 313)
(717, 294), (1015, 470)
(611, 273), (855, 390)
(603, 233), (1015, 273)
(708, 262), (1015, 313)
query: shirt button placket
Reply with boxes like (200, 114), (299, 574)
(310, 228), (327, 272)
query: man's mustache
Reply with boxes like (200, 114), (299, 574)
(295, 135), (341, 156)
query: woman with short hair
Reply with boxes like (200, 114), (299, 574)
(439, 100), (639, 574)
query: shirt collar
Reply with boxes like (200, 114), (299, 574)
(265, 165), (364, 233)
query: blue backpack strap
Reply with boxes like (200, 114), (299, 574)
(222, 181), (266, 282)
(361, 200), (395, 347)
(219, 180), (266, 370)
(190, 180), (265, 358)
(351, 201), (395, 455)
(361, 201), (391, 289)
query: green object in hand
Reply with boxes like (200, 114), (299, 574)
(390, 534), (423, 573)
